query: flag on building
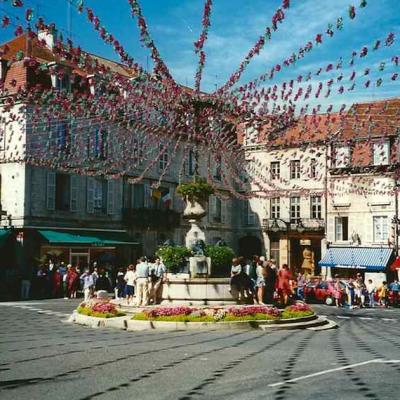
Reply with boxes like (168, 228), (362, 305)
(162, 191), (172, 207)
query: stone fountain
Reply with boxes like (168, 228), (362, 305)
(160, 193), (233, 305)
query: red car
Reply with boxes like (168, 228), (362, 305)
(304, 280), (346, 305)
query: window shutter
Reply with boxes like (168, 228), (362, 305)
(115, 179), (122, 215)
(107, 180), (115, 215)
(243, 201), (248, 225)
(144, 183), (151, 208)
(210, 196), (217, 220)
(46, 171), (56, 210)
(87, 177), (94, 214)
(31, 168), (42, 212)
(221, 199), (226, 224)
(70, 175), (78, 212)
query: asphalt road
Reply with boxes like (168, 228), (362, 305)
(0, 300), (400, 400)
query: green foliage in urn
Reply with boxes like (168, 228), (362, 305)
(176, 178), (214, 202)
(205, 245), (235, 277)
(156, 245), (192, 272)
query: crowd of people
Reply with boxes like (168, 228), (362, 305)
(20, 257), (167, 306)
(18, 253), (400, 309)
(331, 273), (400, 309)
(229, 256), (292, 306)
(229, 256), (400, 308)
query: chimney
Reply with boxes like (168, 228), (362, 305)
(38, 29), (58, 50)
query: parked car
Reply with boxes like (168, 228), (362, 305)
(388, 289), (400, 306)
(304, 280), (346, 305)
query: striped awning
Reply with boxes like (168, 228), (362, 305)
(319, 247), (393, 271)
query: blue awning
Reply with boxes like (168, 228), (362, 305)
(319, 247), (393, 271)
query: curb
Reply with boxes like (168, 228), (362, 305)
(69, 310), (337, 331)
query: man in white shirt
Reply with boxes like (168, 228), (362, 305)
(81, 269), (94, 302)
(366, 279), (376, 308)
(149, 257), (167, 304)
(135, 257), (150, 306)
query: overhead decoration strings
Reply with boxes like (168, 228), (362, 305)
(0, 0), (398, 202)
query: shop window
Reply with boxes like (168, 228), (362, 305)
(270, 161), (280, 180)
(335, 216), (348, 241)
(373, 141), (390, 166)
(373, 216), (388, 242)
(270, 197), (280, 219)
(290, 196), (300, 223)
(290, 160), (300, 179)
(311, 196), (322, 219)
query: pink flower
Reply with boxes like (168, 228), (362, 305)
(227, 305), (281, 317)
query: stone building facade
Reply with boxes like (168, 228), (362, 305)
(0, 32), (236, 284)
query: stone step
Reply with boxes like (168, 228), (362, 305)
(307, 318), (338, 331)
(259, 316), (335, 331)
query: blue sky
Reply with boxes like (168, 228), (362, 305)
(0, 0), (399, 107)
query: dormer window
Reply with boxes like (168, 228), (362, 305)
(333, 146), (350, 168)
(55, 74), (70, 92)
(373, 140), (389, 166)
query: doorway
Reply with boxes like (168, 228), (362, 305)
(70, 252), (89, 270)
(238, 235), (262, 259)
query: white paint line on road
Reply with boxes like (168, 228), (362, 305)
(336, 316), (350, 319)
(359, 317), (373, 320)
(381, 318), (396, 321)
(269, 359), (400, 388)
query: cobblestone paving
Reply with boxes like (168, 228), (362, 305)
(0, 300), (399, 400)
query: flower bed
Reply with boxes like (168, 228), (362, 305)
(281, 303), (314, 319)
(77, 301), (126, 318)
(131, 304), (311, 323)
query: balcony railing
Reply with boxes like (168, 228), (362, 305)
(122, 208), (181, 229)
(262, 218), (325, 233)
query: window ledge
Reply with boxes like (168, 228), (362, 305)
(333, 203), (351, 208)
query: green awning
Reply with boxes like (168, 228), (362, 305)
(0, 229), (11, 246)
(38, 230), (138, 246)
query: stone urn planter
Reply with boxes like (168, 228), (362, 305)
(183, 195), (206, 220)
(177, 179), (214, 222)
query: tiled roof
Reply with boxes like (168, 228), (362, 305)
(242, 97), (400, 148)
(0, 33), (138, 78)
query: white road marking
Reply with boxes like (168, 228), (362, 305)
(336, 316), (350, 319)
(269, 359), (400, 387)
(0, 303), (69, 317)
(359, 317), (373, 320)
(382, 318), (396, 321)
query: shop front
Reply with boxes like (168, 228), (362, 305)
(37, 229), (140, 270)
(319, 247), (393, 283)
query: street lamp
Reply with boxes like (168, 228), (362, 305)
(296, 219), (305, 234)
